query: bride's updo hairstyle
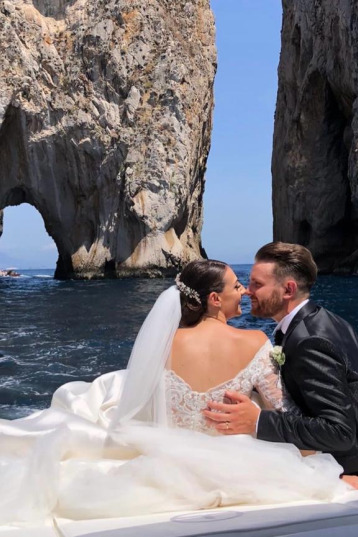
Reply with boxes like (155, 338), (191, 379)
(176, 259), (228, 326)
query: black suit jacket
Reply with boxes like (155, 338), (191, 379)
(257, 301), (358, 474)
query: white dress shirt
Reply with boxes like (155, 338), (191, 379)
(273, 299), (309, 336)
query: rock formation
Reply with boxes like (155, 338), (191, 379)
(0, 0), (216, 278)
(272, 0), (358, 273)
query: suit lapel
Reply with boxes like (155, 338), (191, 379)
(282, 300), (318, 347)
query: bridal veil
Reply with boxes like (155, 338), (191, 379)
(110, 285), (181, 427)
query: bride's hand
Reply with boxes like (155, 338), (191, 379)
(202, 391), (261, 435)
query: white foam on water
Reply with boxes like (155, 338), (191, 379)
(0, 355), (14, 363)
(0, 404), (44, 419)
(10, 330), (34, 338)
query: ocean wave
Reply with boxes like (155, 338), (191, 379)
(0, 404), (44, 420)
(5, 329), (35, 338)
(0, 355), (17, 364)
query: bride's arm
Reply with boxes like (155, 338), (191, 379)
(254, 342), (316, 456)
(253, 340), (286, 411)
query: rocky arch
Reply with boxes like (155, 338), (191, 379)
(0, 0), (216, 278)
(0, 103), (125, 279)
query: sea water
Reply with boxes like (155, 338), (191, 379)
(1, 265), (358, 419)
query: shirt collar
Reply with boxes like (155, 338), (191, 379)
(274, 299), (309, 334)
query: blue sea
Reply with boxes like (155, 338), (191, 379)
(1, 266), (358, 420)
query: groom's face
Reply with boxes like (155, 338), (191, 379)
(248, 262), (285, 320)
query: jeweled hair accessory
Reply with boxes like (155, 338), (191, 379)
(175, 274), (201, 305)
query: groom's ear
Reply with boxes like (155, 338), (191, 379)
(283, 280), (297, 298)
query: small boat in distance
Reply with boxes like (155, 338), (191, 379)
(0, 269), (20, 277)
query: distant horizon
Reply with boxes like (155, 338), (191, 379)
(3, 262), (255, 271)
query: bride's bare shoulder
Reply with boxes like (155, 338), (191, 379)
(173, 326), (194, 339)
(231, 328), (269, 353)
(172, 326), (199, 348)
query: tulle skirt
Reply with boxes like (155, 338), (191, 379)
(0, 371), (351, 523)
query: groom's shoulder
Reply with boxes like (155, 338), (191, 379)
(294, 301), (357, 341)
(304, 301), (352, 328)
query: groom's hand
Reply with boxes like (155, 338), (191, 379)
(202, 391), (260, 435)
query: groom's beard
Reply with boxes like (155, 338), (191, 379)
(250, 289), (283, 318)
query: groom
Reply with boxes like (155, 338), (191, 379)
(205, 242), (358, 474)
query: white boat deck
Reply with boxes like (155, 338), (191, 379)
(2, 494), (358, 537)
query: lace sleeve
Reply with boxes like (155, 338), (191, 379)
(252, 340), (285, 411)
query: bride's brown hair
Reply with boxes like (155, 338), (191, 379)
(177, 259), (228, 326)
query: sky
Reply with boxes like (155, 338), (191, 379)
(0, 0), (282, 269)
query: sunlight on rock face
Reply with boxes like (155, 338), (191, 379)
(0, 0), (216, 279)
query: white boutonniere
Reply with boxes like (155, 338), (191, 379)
(270, 345), (286, 367)
(270, 346), (285, 389)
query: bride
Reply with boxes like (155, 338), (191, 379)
(0, 260), (355, 523)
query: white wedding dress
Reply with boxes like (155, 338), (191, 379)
(0, 288), (352, 524)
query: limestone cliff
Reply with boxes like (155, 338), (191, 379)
(0, 0), (216, 278)
(272, 0), (358, 273)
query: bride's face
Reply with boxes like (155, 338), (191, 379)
(218, 267), (246, 320)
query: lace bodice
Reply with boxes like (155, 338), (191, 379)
(165, 340), (284, 434)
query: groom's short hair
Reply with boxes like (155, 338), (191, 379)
(255, 242), (317, 293)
